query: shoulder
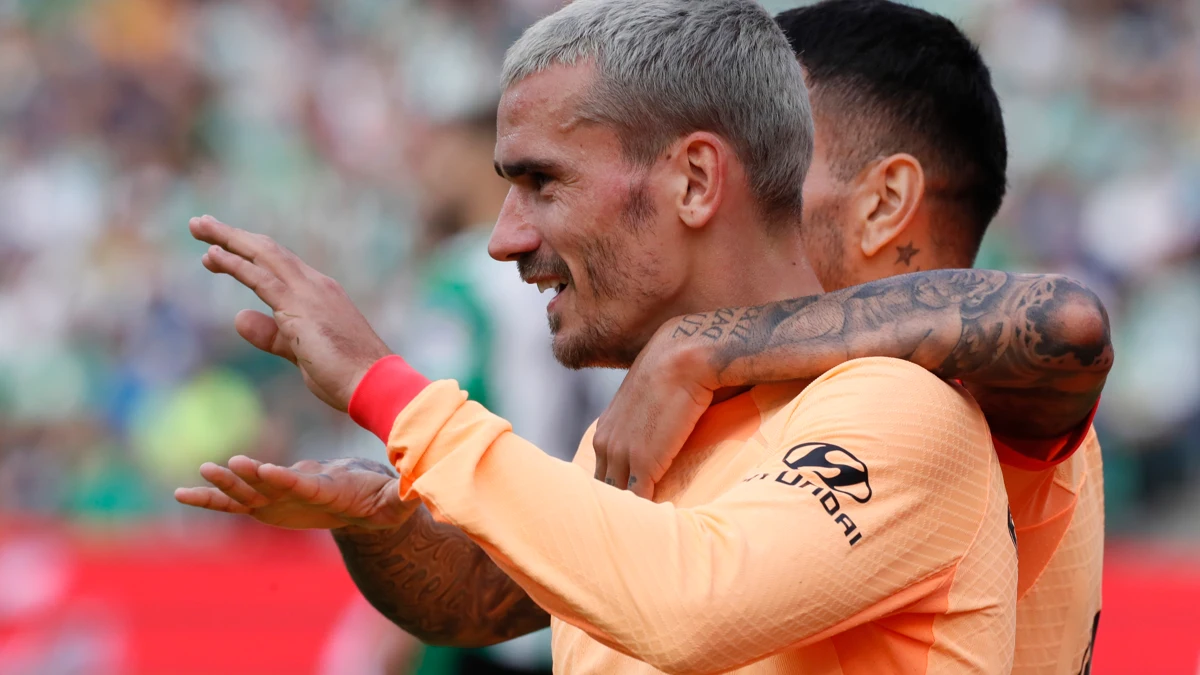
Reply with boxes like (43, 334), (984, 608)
(778, 358), (993, 467)
(796, 357), (979, 414)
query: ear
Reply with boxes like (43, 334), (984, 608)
(673, 132), (726, 229)
(858, 153), (924, 258)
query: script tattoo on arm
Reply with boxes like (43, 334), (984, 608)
(332, 463), (549, 647)
(671, 270), (1113, 441)
(671, 313), (707, 339)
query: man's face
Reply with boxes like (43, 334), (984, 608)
(489, 65), (687, 369)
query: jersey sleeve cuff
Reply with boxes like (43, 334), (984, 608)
(993, 399), (1099, 471)
(348, 355), (432, 444)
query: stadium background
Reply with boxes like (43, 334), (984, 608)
(0, 0), (1197, 672)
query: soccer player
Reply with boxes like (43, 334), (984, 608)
(177, 0), (1020, 672)
(592, 4), (1108, 674)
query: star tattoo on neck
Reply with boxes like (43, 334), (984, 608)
(896, 242), (920, 266)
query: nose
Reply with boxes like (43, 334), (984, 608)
(488, 190), (542, 262)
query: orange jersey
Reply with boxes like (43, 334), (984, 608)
(996, 430), (1105, 675)
(364, 357), (1017, 674)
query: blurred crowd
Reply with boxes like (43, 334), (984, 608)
(0, 0), (1198, 548)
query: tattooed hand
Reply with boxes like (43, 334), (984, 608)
(178, 455), (550, 645)
(175, 456), (415, 530)
(594, 270), (1113, 497)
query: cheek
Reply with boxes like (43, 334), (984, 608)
(548, 188), (619, 267)
(508, 188), (577, 247)
(554, 171), (671, 301)
(803, 130), (837, 212)
(802, 164), (835, 216)
(534, 194), (586, 264)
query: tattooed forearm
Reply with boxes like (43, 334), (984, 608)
(700, 307), (737, 340)
(333, 508), (549, 647)
(729, 305), (761, 343)
(671, 313), (707, 339)
(669, 270), (1113, 441)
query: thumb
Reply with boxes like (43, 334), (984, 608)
(235, 309), (295, 362)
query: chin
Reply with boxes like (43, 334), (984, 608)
(551, 327), (642, 371)
(551, 332), (597, 370)
(552, 350), (588, 371)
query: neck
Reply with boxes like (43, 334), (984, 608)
(681, 219), (824, 314)
(854, 212), (944, 287)
(692, 222), (819, 404)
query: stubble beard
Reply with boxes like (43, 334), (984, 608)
(802, 197), (855, 292)
(547, 180), (657, 371)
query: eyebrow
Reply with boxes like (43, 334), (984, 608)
(494, 159), (562, 180)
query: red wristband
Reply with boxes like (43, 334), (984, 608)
(348, 355), (432, 443)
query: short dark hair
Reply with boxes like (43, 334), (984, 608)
(776, 0), (1007, 263)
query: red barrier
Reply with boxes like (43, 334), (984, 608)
(0, 524), (1194, 674)
(0, 522), (359, 675)
(1093, 544), (1200, 675)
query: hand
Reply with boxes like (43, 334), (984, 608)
(174, 456), (417, 530)
(190, 215), (392, 411)
(592, 319), (718, 498)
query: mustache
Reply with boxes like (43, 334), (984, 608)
(517, 250), (573, 284)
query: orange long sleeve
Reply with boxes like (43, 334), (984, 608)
(381, 358), (1016, 674)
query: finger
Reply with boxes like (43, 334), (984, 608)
(202, 245), (287, 308)
(234, 310), (296, 363)
(291, 459), (326, 474)
(256, 463), (337, 506)
(625, 395), (706, 499)
(226, 455), (288, 500)
(199, 462), (270, 508)
(604, 448), (630, 491)
(626, 471), (655, 500)
(174, 487), (254, 514)
(189, 215), (307, 284)
(593, 443), (608, 483)
(227, 454), (262, 473)
(592, 413), (611, 482)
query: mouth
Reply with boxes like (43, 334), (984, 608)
(527, 277), (571, 315)
(534, 279), (569, 297)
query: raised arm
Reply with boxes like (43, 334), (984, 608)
(333, 508), (550, 647)
(179, 216), (551, 645)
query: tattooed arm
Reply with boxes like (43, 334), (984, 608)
(333, 509), (550, 647)
(682, 270), (1111, 438)
(176, 453), (547, 645)
(594, 270), (1113, 494)
(327, 459), (549, 646)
